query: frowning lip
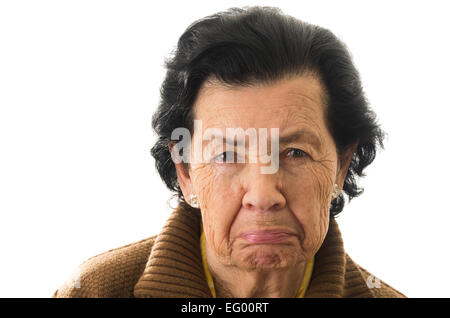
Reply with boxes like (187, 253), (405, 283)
(237, 229), (297, 244)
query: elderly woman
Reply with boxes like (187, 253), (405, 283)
(53, 6), (405, 298)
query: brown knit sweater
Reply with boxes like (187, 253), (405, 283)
(52, 204), (406, 298)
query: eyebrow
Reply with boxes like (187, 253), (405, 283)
(278, 130), (322, 149)
(202, 133), (246, 147)
(202, 129), (322, 149)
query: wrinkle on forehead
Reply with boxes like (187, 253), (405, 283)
(195, 74), (325, 110)
(192, 74), (329, 145)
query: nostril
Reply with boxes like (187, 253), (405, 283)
(242, 197), (284, 213)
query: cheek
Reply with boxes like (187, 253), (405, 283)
(191, 164), (242, 255)
(283, 164), (333, 255)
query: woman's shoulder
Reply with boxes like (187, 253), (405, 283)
(52, 235), (157, 298)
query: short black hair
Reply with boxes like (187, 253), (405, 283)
(150, 6), (385, 218)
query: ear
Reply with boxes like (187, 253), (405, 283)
(335, 139), (359, 190)
(169, 141), (195, 203)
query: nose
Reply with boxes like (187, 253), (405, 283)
(241, 164), (286, 213)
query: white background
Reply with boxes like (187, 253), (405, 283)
(1, 0), (449, 298)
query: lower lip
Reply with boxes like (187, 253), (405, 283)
(239, 232), (295, 244)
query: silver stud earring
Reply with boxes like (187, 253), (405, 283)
(331, 184), (341, 200)
(189, 194), (199, 208)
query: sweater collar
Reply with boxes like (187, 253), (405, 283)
(133, 204), (371, 298)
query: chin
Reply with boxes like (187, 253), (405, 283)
(234, 245), (302, 270)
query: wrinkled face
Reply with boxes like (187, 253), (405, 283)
(176, 74), (347, 271)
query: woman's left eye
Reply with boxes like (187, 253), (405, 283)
(285, 148), (308, 159)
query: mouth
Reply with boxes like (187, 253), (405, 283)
(238, 230), (297, 244)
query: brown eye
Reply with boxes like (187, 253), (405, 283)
(211, 151), (236, 163)
(285, 148), (308, 159)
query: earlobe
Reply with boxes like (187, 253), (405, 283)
(331, 183), (341, 200)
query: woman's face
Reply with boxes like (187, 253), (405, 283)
(175, 74), (353, 271)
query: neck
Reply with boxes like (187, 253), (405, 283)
(207, 256), (307, 298)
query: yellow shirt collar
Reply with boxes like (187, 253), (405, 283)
(200, 230), (314, 298)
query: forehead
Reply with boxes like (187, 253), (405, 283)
(193, 74), (327, 132)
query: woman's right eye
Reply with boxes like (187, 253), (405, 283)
(211, 151), (236, 163)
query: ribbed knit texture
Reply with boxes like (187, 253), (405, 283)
(52, 204), (406, 298)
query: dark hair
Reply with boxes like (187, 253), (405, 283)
(150, 6), (385, 218)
